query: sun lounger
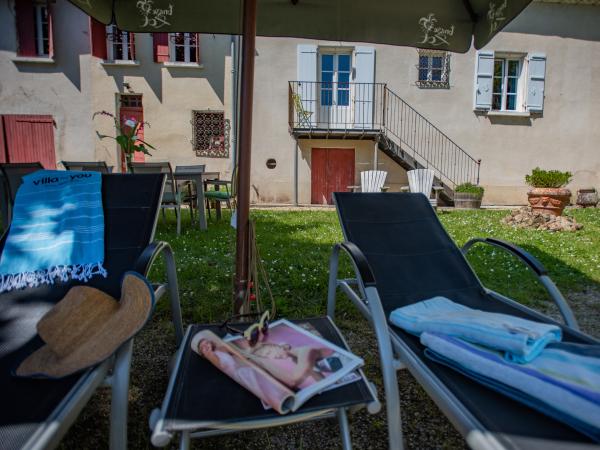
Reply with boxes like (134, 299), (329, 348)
(0, 173), (183, 450)
(327, 192), (599, 450)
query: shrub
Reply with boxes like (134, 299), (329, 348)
(455, 182), (484, 196)
(525, 167), (572, 188)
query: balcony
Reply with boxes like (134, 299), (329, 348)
(288, 81), (386, 138)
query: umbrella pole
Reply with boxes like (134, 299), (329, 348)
(234, 0), (257, 313)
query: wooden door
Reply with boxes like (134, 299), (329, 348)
(1, 115), (56, 168)
(119, 94), (145, 172)
(311, 148), (355, 205)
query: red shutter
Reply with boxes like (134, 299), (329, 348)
(129, 32), (136, 60)
(153, 33), (169, 62)
(89, 18), (107, 59)
(3, 115), (56, 169)
(15, 0), (36, 57)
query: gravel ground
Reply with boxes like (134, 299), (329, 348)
(59, 289), (599, 450)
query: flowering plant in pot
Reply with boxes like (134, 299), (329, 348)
(93, 110), (155, 172)
(525, 167), (572, 216)
(454, 182), (484, 209)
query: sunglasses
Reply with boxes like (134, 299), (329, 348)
(221, 310), (270, 347)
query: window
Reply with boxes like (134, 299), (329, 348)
(169, 33), (200, 63)
(416, 50), (449, 88)
(33, 1), (49, 56)
(320, 53), (351, 106)
(106, 25), (135, 61)
(492, 58), (521, 111)
(192, 111), (230, 158)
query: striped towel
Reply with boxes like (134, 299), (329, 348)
(0, 170), (107, 292)
(389, 296), (561, 363)
(421, 332), (600, 442)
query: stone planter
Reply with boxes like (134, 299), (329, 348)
(576, 188), (599, 208)
(527, 187), (571, 216)
(454, 192), (482, 209)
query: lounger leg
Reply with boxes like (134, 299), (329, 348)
(110, 339), (134, 450)
(163, 244), (184, 345)
(179, 431), (190, 450)
(337, 408), (352, 450)
(327, 246), (341, 319)
(365, 286), (404, 450)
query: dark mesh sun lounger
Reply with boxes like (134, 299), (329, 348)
(328, 192), (599, 450)
(0, 174), (183, 449)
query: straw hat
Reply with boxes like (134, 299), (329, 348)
(16, 272), (154, 378)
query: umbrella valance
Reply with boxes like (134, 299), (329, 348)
(71, 0), (531, 52)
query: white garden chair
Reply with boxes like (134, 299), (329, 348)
(349, 170), (388, 192)
(406, 169), (442, 207)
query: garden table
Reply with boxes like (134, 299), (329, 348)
(174, 166), (220, 231)
(150, 317), (379, 450)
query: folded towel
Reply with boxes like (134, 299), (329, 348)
(421, 332), (600, 442)
(389, 296), (561, 363)
(0, 170), (107, 292)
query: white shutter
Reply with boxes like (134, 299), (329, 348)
(297, 44), (317, 126)
(354, 46), (375, 128)
(474, 50), (494, 110)
(527, 53), (546, 113)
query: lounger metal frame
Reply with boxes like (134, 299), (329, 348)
(150, 319), (381, 450)
(327, 203), (583, 450)
(18, 176), (184, 450)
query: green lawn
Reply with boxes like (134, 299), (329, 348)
(153, 207), (600, 323)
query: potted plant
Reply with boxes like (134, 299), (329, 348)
(454, 182), (484, 209)
(93, 111), (155, 172)
(525, 167), (572, 216)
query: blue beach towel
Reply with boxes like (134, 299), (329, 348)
(389, 296), (561, 363)
(421, 332), (600, 442)
(0, 170), (107, 292)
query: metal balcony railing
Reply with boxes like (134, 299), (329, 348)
(288, 81), (481, 188)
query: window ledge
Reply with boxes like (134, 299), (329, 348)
(163, 62), (204, 69)
(486, 110), (531, 117)
(101, 60), (141, 67)
(12, 56), (55, 64)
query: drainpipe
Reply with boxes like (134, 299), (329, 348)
(293, 139), (299, 205)
(230, 35), (240, 167)
(373, 140), (378, 171)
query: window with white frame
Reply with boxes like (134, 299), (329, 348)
(169, 33), (200, 63)
(33, 1), (50, 56)
(417, 50), (449, 88)
(105, 25), (135, 61)
(492, 57), (522, 111)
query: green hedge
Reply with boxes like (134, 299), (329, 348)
(455, 182), (484, 196)
(525, 167), (572, 188)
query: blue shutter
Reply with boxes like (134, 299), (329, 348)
(527, 53), (546, 113)
(474, 50), (494, 110)
(354, 46), (375, 129)
(297, 44), (317, 126)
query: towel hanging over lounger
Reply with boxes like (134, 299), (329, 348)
(421, 332), (600, 442)
(0, 170), (107, 292)
(389, 296), (561, 363)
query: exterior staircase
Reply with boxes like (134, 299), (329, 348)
(289, 82), (481, 205)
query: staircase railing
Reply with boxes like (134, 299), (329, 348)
(382, 87), (481, 188)
(288, 81), (481, 188)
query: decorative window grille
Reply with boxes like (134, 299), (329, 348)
(106, 25), (135, 61)
(169, 33), (200, 63)
(34, 1), (50, 56)
(416, 49), (450, 88)
(120, 94), (142, 108)
(191, 111), (230, 158)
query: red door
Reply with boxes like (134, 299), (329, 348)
(119, 94), (145, 172)
(311, 148), (355, 205)
(1, 115), (56, 168)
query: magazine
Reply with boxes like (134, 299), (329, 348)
(190, 319), (363, 414)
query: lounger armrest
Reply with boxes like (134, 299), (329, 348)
(339, 242), (377, 287)
(135, 241), (171, 276)
(461, 237), (546, 276)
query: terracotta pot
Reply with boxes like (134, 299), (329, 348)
(454, 192), (482, 209)
(576, 188), (599, 208)
(527, 187), (571, 216)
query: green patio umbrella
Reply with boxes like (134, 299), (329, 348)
(69, 0), (533, 311)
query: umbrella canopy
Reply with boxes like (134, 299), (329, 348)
(71, 0), (531, 52)
(70, 0), (533, 313)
